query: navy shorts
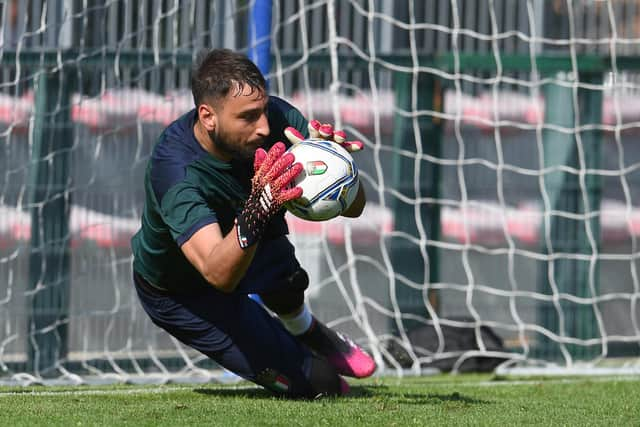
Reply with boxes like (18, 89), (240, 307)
(133, 236), (317, 396)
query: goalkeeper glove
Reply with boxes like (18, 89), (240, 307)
(236, 142), (303, 249)
(284, 119), (364, 153)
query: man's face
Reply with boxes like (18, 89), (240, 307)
(208, 84), (270, 161)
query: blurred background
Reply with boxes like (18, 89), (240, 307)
(1, 0), (640, 380)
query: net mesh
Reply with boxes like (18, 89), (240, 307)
(1, 0), (640, 384)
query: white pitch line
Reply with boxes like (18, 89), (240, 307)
(0, 384), (260, 397)
(379, 375), (640, 388)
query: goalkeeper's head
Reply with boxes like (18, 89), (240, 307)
(191, 48), (266, 110)
(191, 49), (270, 162)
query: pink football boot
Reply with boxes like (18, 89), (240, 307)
(299, 318), (376, 378)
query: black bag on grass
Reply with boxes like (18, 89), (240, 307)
(384, 319), (510, 372)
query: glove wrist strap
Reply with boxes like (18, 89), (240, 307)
(235, 215), (260, 249)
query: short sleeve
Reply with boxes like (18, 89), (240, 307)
(160, 182), (218, 246)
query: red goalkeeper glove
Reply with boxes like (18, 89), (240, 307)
(236, 142), (303, 249)
(284, 119), (364, 153)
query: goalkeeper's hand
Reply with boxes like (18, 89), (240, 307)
(236, 142), (303, 249)
(284, 120), (364, 153)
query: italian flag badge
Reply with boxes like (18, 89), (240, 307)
(306, 160), (328, 175)
(256, 368), (291, 393)
(273, 374), (290, 392)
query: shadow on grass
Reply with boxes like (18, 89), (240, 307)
(193, 387), (275, 399)
(351, 385), (493, 405)
(192, 385), (490, 406)
(192, 385), (376, 400)
(423, 392), (492, 405)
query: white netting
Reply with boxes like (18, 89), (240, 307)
(1, 0), (640, 385)
(273, 0), (640, 375)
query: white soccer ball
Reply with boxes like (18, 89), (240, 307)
(285, 139), (359, 221)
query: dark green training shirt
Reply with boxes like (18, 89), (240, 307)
(131, 96), (308, 293)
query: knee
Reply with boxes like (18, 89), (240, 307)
(259, 268), (309, 315)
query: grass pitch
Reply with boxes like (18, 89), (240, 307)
(0, 374), (638, 426)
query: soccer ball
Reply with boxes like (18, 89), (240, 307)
(285, 139), (359, 221)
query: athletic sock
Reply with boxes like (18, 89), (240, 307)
(279, 304), (313, 336)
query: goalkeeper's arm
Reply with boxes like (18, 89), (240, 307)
(181, 142), (302, 293)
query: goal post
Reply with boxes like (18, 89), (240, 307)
(388, 70), (443, 336)
(27, 69), (74, 376)
(537, 73), (604, 362)
(2, 1), (640, 384)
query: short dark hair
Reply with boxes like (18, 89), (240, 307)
(191, 48), (266, 108)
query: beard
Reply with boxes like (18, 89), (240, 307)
(208, 127), (260, 162)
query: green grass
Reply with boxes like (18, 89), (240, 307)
(1, 375), (639, 426)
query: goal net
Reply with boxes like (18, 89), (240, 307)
(1, 0), (639, 384)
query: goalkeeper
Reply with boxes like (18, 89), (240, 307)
(131, 48), (375, 398)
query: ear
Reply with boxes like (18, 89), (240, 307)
(197, 103), (217, 132)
